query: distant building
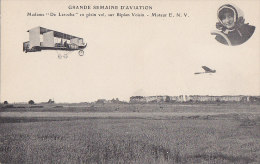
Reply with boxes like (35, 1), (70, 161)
(185, 95), (249, 102)
(129, 95), (258, 103)
(169, 96), (179, 102)
(249, 96), (260, 103)
(131, 95), (172, 103)
(130, 96), (146, 103)
(219, 95), (245, 102)
(146, 96), (168, 103)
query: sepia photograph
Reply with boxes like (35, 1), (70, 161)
(1, 0), (260, 163)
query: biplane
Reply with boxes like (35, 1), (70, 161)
(194, 66), (216, 75)
(23, 27), (87, 58)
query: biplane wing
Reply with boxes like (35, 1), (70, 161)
(33, 27), (83, 40)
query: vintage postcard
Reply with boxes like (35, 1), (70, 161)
(1, 0), (260, 163)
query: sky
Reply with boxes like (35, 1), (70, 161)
(1, 0), (260, 103)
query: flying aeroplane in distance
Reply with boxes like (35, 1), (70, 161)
(23, 26), (87, 59)
(194, 66), (216, 75)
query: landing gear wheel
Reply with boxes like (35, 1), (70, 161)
(78, 50), (84, 56)
(63, 54), (68, 59)
(58, 54), (62, 59)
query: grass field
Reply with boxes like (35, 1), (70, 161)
(0, 104), (260, 163)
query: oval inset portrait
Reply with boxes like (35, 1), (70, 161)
(211, 4), (255, 46)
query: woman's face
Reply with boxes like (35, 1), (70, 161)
(221, 12), (235, 29)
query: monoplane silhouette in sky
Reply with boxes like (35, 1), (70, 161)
(194, 66), (216, 75)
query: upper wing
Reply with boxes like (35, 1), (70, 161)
(202, 66), (212, 72)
